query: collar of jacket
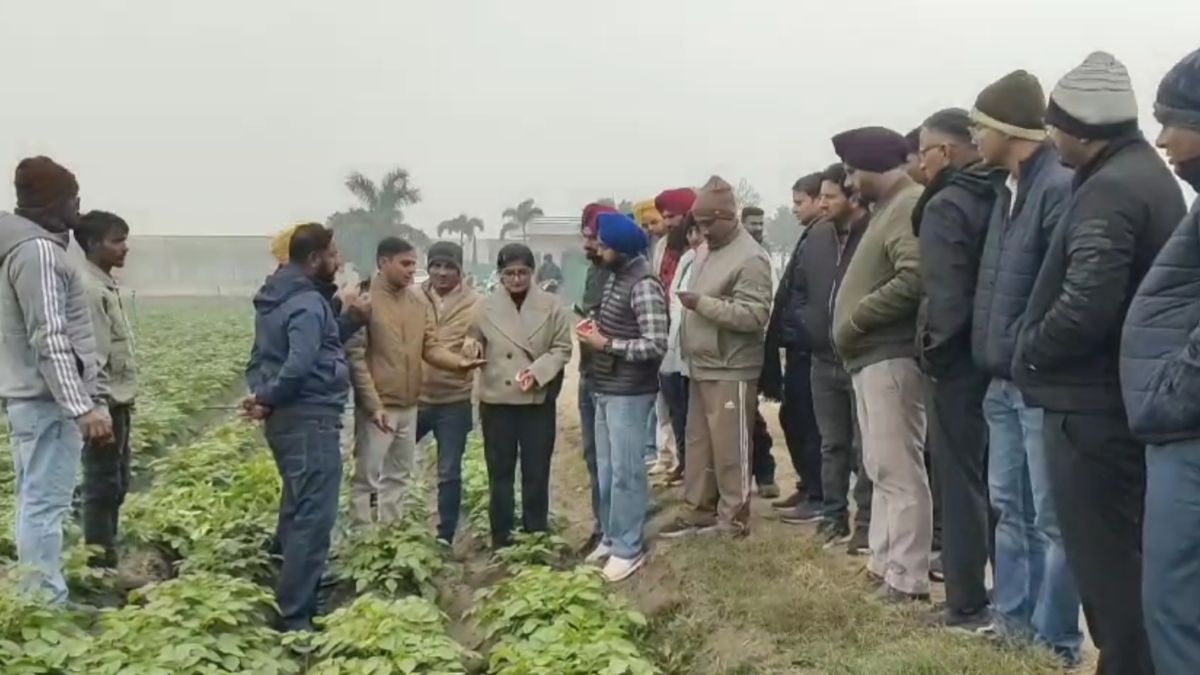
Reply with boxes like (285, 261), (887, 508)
(1177, 156), (1200, 194)
(912, 166), (955, 236)
(1071, 130), (1147, 189)
(421, 278), (470, 306)
(83, 258), (118, 291)
(990, 142), (1057, 213)
(373, 272), (408, 297)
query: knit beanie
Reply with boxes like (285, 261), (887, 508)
(971, 70), (1048, 141)
(581, 202), (618, 236)
(632, 199), (662, 228)
(831, 127), (910, 173)
(14, 156), (79, 210)
(691, 176), (737, 223)
(1046, 51), (1139, 139)
(922, 107), (974, 143)
(270, 224), (302, 265)
(427, 241), (464, 271)
(1155, 47), (1200, 133)
(654, 188), (698, 216)
(597, 212), (650, 257)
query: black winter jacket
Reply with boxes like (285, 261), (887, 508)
(971, 143), (1072, 379)
(803, 216), (867, 362)
(1014, 133), (1186, 413)
(914, 164), (997, 378)
(1121, 199), (1200, 442)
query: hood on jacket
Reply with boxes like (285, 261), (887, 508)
(0, 211), (68, 262)
(253, 264), (328, 313)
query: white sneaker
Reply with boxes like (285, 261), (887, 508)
(584, 542), (612, 564)
(602, 553), (646, 583)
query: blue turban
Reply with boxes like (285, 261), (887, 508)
(597, 212), (649, 257)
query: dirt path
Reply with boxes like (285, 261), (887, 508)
(546, 356), (1088, 675)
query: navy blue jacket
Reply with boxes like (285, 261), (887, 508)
(1014, 134), (1185, 413)
(971, 143), (1073, 379)
(246, 265), (360, 413)
(1121, 199), (1200, 442)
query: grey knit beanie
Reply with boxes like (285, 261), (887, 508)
(1046, 51), (1139, 139)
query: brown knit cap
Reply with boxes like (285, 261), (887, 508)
(14, 156), (79, 210)
(692, 175), (737, 223)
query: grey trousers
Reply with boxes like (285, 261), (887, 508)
(351, 406), (419, 525)
(811, 356), (871, 530)
(852, 357), (931, 595)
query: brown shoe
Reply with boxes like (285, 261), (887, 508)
(771, 491), (805, 510)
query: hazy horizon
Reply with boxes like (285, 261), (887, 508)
(2, 0), (1196, 238)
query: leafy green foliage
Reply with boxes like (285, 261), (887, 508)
(298, 595), (472, 674)
(488, 621), (658, 675)
(473, 566), (647, 642)
(333, 520), (444, 599)
(0, 574), (92, 674)
(123, 422), (277, 579)
(77, 572), (298, 674)
(491, 531), (570, 569)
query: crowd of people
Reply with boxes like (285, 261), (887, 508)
(2, 46), (1199, 675)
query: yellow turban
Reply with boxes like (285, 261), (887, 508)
(632, 200), (662, 229)
(270, 224), (302, 265)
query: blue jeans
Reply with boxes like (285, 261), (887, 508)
(5, 399), (83, 605)
(644, 404), (658, 463)
(264, 409), (342, 632)
(578, 375), (602, 537)
(417, 401), (473, 542)
(595, 392), (656, 560)
(984, 379), (1081, 662)
(1144, 439), (1200, 674)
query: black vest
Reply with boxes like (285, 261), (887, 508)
(593, 256), (662, 396)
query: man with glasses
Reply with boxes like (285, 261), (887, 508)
(968, 70), (1082, 666)
(911, 108), (996, 629)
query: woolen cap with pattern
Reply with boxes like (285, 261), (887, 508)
(1046, 51), (1139, 139)
(427, 241), (463, 270)
(831, 127), (910, 173)
(1155, 47), (1200, 133)
(691, 176), (737, 222)
(971, 70), (1048, 141)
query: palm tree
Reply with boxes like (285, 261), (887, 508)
(501, 198), (544, 243)
(436, 214), (485, 265)
(327, 167), (427, 274)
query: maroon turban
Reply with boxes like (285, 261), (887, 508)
(654, 188), (697, 217)
(14, 156), (79, 210)
(831, 127), (910, 173)
(581, 202), (618, 236)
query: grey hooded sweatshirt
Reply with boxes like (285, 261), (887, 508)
(0, 212), (103, 417)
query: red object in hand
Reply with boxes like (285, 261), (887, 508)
(576, 319), (596, 335)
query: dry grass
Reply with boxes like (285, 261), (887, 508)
(548, 362), (1065, 675)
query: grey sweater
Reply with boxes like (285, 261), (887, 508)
(0, 212), (103, 417)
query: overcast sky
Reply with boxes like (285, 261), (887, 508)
(1, 0), (1196, 237)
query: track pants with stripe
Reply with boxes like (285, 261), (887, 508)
(682, 379), (757, 530)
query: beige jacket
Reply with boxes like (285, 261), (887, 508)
(419, 281), (482, 406)
(680, 226), (773, 381)
(470, 286), (573, 405)
(83, 260), (137, 405)
(347, 275), (465, 413)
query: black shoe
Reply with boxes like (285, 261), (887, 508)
(771, 491), (805, 510)
(846, 527), (870, 556)
(928, 606), (992, 633)
(778, 502), (823, 524)
(818, 519), (851, 546)
(874, 583), (930, 604)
